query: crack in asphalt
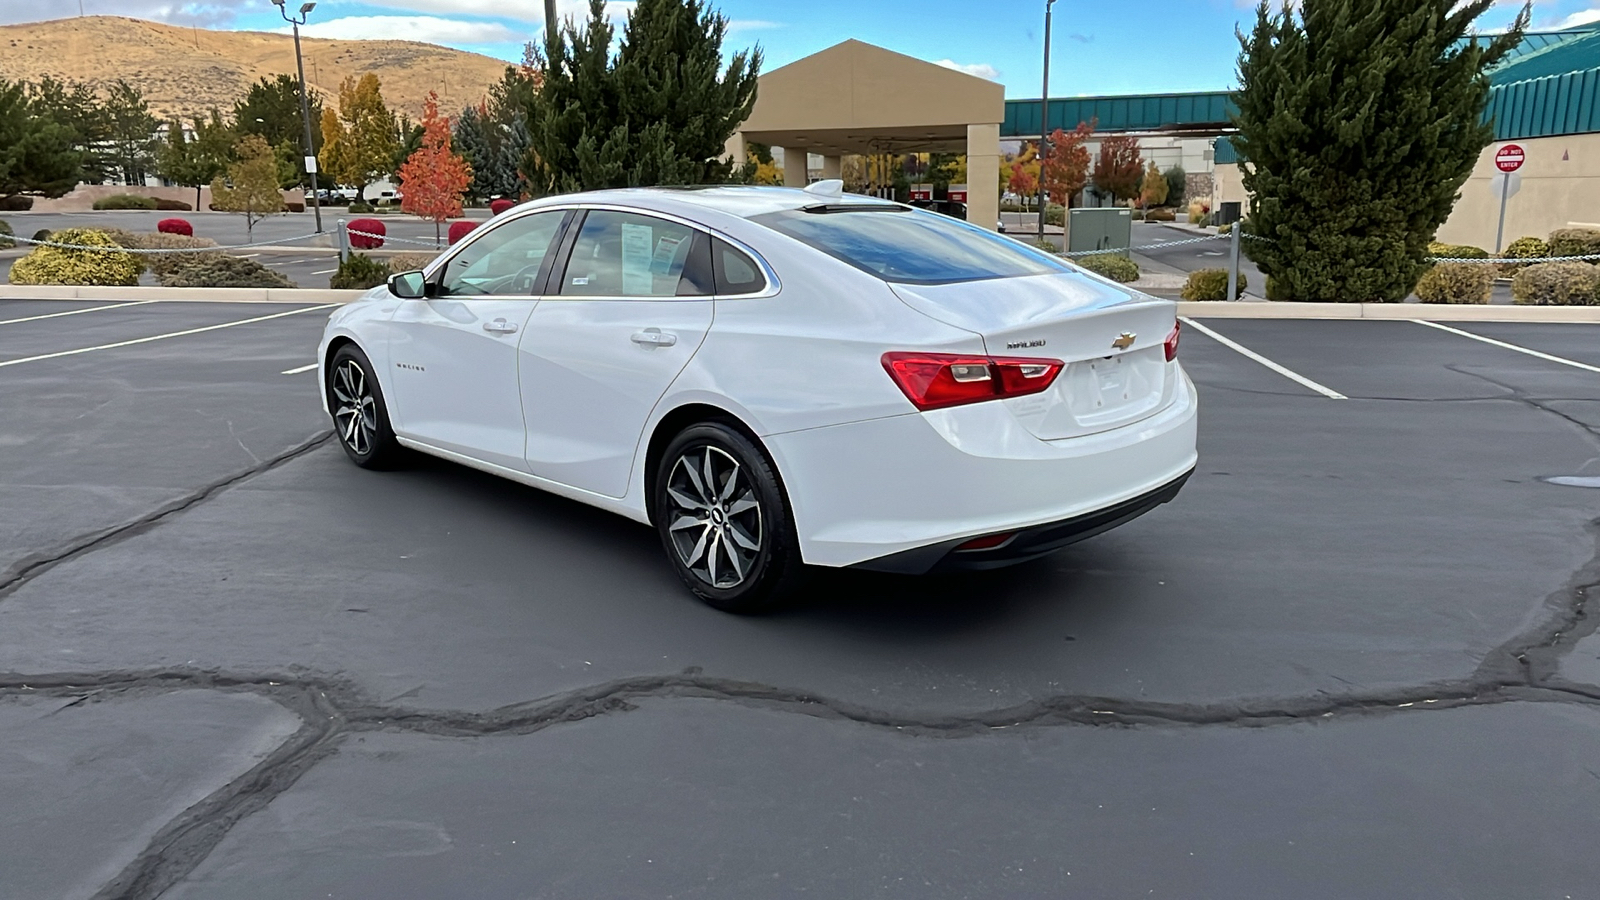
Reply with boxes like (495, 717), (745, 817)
(3, 377), (1600, 897)
(0, 432), (333, 603)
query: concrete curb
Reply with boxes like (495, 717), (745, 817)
(0, 285), (365, 303)
(1175, 301), (1600, 323)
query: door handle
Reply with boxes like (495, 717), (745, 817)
(630, 329), (677, 348)
(483, 318), (518, 335)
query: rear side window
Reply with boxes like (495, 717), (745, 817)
(712, 238), (767, 295)
(753, 208), (1068, 285)
(559, 210), (701, 298)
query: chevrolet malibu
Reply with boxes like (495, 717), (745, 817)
(318, 183), (1198, 613)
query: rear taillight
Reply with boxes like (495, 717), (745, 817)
(1164, 321), (1180, 361)
(881, 352), (1064, 411)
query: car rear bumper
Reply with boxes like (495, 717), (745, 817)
(850, 469), (1191, 574)
(764, 364), (1199, 570)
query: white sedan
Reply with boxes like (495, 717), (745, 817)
(319, 183), (1198, 613)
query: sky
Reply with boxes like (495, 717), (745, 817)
(9, 0), (1599, 98)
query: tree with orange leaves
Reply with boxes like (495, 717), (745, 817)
(399, 92), (473, 246)
(1041, 121), (1095, 206)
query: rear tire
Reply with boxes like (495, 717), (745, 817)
(326, 344), (403, 469)
(653, 422), (804, 614)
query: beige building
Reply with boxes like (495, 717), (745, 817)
(727, 39), (1005, 231)
(1212, 132), (1599, 251)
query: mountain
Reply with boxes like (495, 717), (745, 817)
(0, 16), (517, 122)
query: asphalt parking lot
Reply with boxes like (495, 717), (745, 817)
(3, 299), (1600, 899)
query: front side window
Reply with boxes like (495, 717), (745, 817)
(559, 211), (702, 298)
(753, 207), (1068, 285)
(437, 210), (566, 297)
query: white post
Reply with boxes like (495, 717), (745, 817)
(337, 218), (349, 263)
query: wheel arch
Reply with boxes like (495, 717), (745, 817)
(642, 403), (786, 526)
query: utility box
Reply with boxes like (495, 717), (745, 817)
(1218, 201), (1243, 226)
(1067, 207), (1133, 257)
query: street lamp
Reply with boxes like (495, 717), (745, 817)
(273, 0), (324, 233)
(1037, 0), (1056, 242)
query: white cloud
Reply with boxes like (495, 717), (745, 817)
(727, 18), (781, 33)
(934, 59), (1000, 81)
(282, 14), (519, 43)
(319, 0), (628, 25)
(1556, 8), (1600, 28)
(0, 0), (243, 26)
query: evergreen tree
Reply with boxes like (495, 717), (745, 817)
(234, 75), (324, 186)
(103, 79), (157, 186)
(0, 79), (81, 200)
(455, 104), (527, 201)
(523, 0), (761, 193)
(1163, 165), (1186, 208)
(156, 110), (234, 210)
(26, 77), (112, 185)
(1233, 0), (1527, 302)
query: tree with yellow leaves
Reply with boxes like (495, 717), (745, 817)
(319, 74), (400, 205)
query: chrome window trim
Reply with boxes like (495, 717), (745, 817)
(422, 201), (783, 302)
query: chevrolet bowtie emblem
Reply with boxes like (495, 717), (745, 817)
(1112, 332), (1137, 350)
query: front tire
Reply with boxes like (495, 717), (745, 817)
(654, 423), (803, 614)
(326, 344), (402, 469)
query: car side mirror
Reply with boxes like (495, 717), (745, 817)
(387, 270), (428, 299)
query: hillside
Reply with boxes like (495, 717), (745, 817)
(0, 16), (516, 121)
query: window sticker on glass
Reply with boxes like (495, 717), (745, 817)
(651, 234), (685, 275)
(572, 276), (589, 285)
(620, 223), (654, 295)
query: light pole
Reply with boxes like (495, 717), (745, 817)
(1037, 0), (1056, 242)
(273, 0), (324, 233)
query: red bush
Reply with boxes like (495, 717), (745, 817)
(489, 199), (515, 216)
(448, 220), (478, 245)
(348, 218), (386, 250)
(157, 218), (193, 236)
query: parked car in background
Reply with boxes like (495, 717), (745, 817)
(318, 183), (1197, 612)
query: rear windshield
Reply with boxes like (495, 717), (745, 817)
(753, 207), (1069, 285)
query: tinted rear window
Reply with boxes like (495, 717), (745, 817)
(753, 207), (1069, 285)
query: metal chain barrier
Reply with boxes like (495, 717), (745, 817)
(345, 228), (445, 248)
(4, 232), (326, 254)
(1061, 233), (1231, 258)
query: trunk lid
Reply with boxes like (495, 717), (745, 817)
(890, 271), (1178, 440)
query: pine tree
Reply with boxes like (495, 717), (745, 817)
(233, 75), (323, 186)
(1233, 0), (1527, 302)
(0, 79), (81, 201)
(156, 110), (233, 211)
(523, 0), (761, 193)
(103, 79), (157, 186)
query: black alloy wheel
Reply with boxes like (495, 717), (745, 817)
(327, 344), (402, 469)
(654, 422), (803, 613)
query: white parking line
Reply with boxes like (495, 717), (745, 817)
(0, 299), (158, 326)
(0, 305), (336, 369)
(311, 268), (337, 275)
(281, 363), (318, 375)
(1411, 319), (1600, 375)
(1179, 316), (1349, 400)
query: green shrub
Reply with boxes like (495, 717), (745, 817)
(1413, 263), (1494, 304)
(154, 198), (192, 211)
(1426, 242), (1489, 260)
(1549, 227), (1600, 260)
(108, 231), (224, 276)
(159, 255), (295, 288)
(0, 218), (12, 249)
(1511, 262), (1600, 306)
(1498, 236), (1549, 274)
(8, 227), (141, 285)
(1075, 253), (1140, 283)
(1181, 268), (1248, 301)
(348, 202), (374, 214)
(1044, 204), (1065, 227)
(32, 229), (51, 243)
(330, 253), (391, 290)
(387, 252), (439, 273)
(92, 193), (159, 211)
(1145, 208), (1176, 222)
(1130, 209), (1145, 221)
(0, 194), (34, 211)
(1218, 222), (1233, 235)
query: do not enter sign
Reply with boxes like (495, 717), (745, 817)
(1496, 144), (1526, 173)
